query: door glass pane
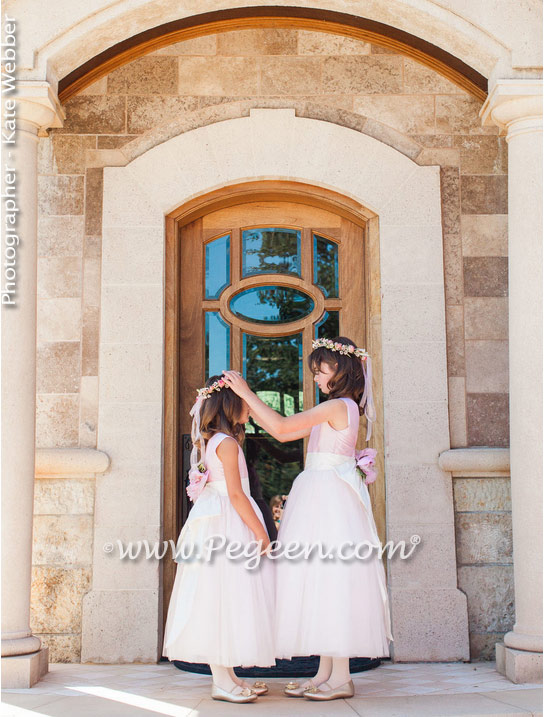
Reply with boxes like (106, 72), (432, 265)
(243, 333), (304, 502)
(205, 234), (230, 299)
(314, 310), (340, 403)
(315, 309), (339, 339)
(230, 286), (314, 324)
(242, 228), (301, 277)
(314, 234), (339, 297)
(205, 312), (230, 379)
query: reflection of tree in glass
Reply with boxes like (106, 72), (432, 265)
(254, 287), (312, 323)
(244, 334), (304, 498)
(244, 229), (300, 275)
(315, 235), (339, 297)
(315, 310), (339, 404)
(246, 335), (302, 413)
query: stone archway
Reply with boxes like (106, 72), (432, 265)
(20, 0), (511, 91)
(82, 108), (469, 663)
(57, 7), (488, 102)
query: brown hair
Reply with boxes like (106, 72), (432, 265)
(269, 495), (283, 509)
(198, 375), (246, 447)
(307, 336), (366, 415)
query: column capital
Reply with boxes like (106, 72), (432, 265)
(480, 79), (543, 138)
(14, 81), (65, 135)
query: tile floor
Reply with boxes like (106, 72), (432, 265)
(1, 660), (542, 716)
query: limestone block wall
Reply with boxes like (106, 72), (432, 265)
(31, 27), (511, 661)
(30, 475), (94, 662)
(37, 28), (509, 452)
(454, 476), (514, 660)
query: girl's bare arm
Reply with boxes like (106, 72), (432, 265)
(222, 370), (347, 435)
(216, 437), (270, 546)
(249, 416), (311, 443)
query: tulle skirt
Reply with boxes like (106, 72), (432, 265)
(162, 479), (276, 667)
(274, 453), (394, 659)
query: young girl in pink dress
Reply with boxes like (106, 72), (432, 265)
(222, 336), (393, 701)
(162, 375), (275, 704)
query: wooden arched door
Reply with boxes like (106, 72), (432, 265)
(178, 201), (367, 523)
(162, 186), (378, 637)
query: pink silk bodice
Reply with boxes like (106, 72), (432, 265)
(204, 432), (249, 482)
(307, 397), (360, 457)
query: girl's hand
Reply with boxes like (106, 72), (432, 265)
(255, 531), (271, 556)
(222, 370), (252, 400)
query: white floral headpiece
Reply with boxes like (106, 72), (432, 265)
(187, 376), (233, 502)
(196, 377), (227, 400)
(311, 337), (376, 442)
(312, 337), (369, 360)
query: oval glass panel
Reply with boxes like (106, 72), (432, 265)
(230, 286), (314, 324)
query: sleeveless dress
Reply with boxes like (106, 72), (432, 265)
(275, 397), (394, 659)
(162, 432), (276, 667)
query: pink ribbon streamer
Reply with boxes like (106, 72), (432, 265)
(187, 395), (209, 503)
(359, 355), (376, 442)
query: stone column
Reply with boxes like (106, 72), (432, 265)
(480, 79), (543, 683)
(1, 82), (64, 688)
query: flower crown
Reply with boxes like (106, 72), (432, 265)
(312, 337), (369, 360)
(196, 377), (227, 400)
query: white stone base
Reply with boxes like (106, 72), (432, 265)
(1, 647), (49, 688)
(81, 589), (160, 663)
(496, 642), (543, 683)
(391, 588), (470, 661)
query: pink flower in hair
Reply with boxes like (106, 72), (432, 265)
(355, 448), (378, 485)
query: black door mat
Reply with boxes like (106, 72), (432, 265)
(164, 656), (384, 677)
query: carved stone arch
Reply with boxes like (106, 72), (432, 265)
(117, 99), (425, 166)
(29, 3), (512, 96)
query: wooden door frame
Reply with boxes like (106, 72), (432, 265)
(162, 180), (385, 633)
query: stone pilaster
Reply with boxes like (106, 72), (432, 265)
(1, 82), (65, 687)
(480, 79), (543, 684)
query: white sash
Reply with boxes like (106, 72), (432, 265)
(304, 451), (382, 547)
(174, 477), (251, 561)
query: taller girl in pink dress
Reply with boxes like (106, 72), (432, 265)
(275, 394), (393, 663)
(223, 336), (394, 702)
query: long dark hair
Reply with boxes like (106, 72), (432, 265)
(198, 375), (246, 446)
(307, 336), (366, 415)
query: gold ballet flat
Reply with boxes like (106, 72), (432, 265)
(211, 683), (258, 703)
(243, 680), (268, 695)
(284, 679), (316, 697)
(303, 679), (355, 700)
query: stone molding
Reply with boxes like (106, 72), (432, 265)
(439, 447), (510, 477)
(480, 79), (543, 137)
(14, 81), (65, 134)
(35, 448), (110, 477)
